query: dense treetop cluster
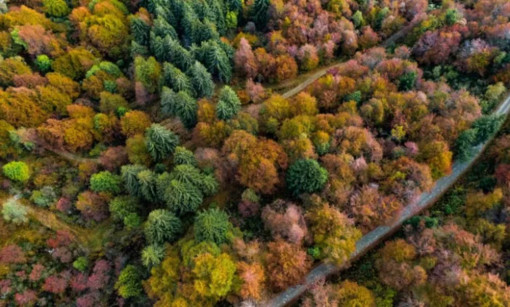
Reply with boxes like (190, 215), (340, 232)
(310, 119), (510, 307)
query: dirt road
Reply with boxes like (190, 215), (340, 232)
(278, 13), (426, 99)
(2, 195), (118, 252)
(264, 94), (510, 307)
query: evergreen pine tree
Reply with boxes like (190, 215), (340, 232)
(191, 18), (220, 45)
(144, 209), (182, 244)
(226, 0), (242, 13)
(137, 170), (159, 203)
(161, 87), (198, 128)
(170, 164), (205, 186)
(253, 0), (270, 30)
(121, 164), (147, 197)
(162, 62), (193, 94)
(454, 129), (477, 161)
(145, 123), (180, 161)
(194, 208), (232, 245)
(152, 16), (178, 41)
(188, 61), (214, 98)
(193, 40), (232, 83)
(141, 244), (165, 267)
(216, 86), (241, 120)
(286, 159), (329, 196)
(164, 179), (203, 214)
(130, 17), (151, 46)
(173, 146), (197, 166)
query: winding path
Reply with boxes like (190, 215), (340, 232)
(278, 13), (426, 99)
(2, 195), (85, 241)
(264, 93), (510, 307)
(2, 195), (116, 252)
(39, 143), (99, 164)
(240, 14), (427, 122)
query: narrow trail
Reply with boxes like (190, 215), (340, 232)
(157, 14), (427, 134)
(22, 127), (99, 164)
(276, 13), (426, 100)
(2, 195), (115, 252)
(40, 143), (99, 164)
(265, 94), (510, 307)
(232, 14), (427, 126)
(2, 195), (85, 240)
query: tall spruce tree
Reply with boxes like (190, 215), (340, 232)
(161, 87), (198, 128)
(253, 0), (270, 30)
(193, 40), (232, 83)
(145, 123), (179, 161)
(162, 62), (193, 94)
(216, 86), (241, 120)
(188, 61), (214, 98)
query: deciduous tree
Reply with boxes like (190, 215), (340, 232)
(237, 261), (265, 300)
(109, 196), (140, 225)
(3, 161), (30, 183)
(42, 0), (69, 17)
(121, 110), (152, 137)
(265, 239), (311, 291)
(223, 130), (288, 194)
(261, 200), (308, 244)
(192, 251), (237, 301)
(335, 280), (375, 307)
(135, 56), (161, 94)
(306, 200), (361, 265)
(375, 239), (426, 290)
(90, 171), (122, 194)
(235, 38), (258, 79)
(1, 198), (27, 224)
(75, 191), (109, 222)
(116, 265), (143, 299)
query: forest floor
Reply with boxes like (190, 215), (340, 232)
(265, 94), (510, 307)
(2, 194), (117, 253)
(38, 142), (99, 165)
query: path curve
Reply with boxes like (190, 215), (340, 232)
(39, 143), (99, 164)
(2, 195), (117, 252)
(279, 13), (426, 99)
(2, 195), (86, 241)
(264, 93), (510, 307)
